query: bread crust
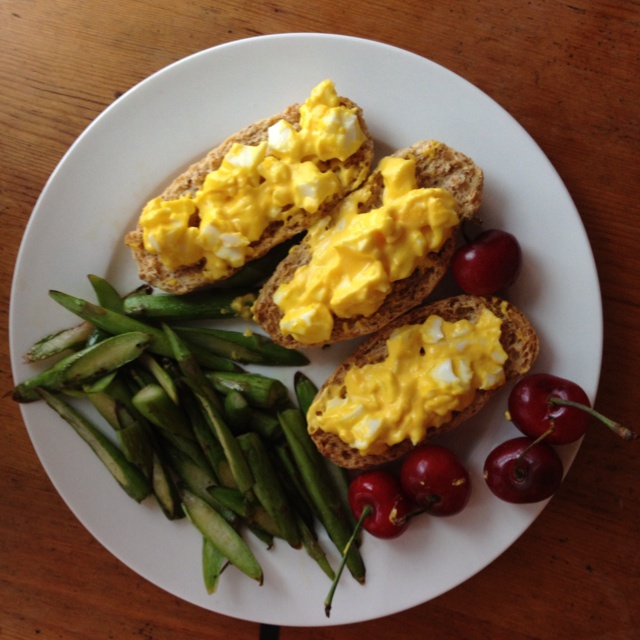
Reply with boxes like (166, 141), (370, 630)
(125, 98), (374, 294)
(252, 140), (484, 348)
(308, 295), (539, 469)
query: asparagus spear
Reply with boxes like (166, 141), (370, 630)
(181, 489), (263, 584)
(294, 370), (319, 415)
(88, 273), (125, 313)
(138, 353), (180, 405)
(131, 383), (195, 441)
(13, 331), (151, 402)
(23, 321), (94, 363)
(271, 444), (316, 528)
(223, 390), (252, 434)
(205, 371), (290, 410)
(294, 371), (353, 525)
(202, 537), (228, 593)
(161, 441), (239, 523)
(180, 385), (236, 489)
(88, 373), (183, 519)
(123, 288), (258, 321)
(90, 272), (255, 326)
(161, 323), (224, 413)
(49, 290), (174, 354)
(296, 513), (336, 581)
(88, 390), (155, 479)
(188, 383), (255, 498)
(37, 388), (150, 502)
(150, 448), (184, 521)
(278, 408), (366, 584)
(175, 326), (309, 367)
(131, 383), (219, 481)
(237, 432), (301, 549)
(48, 290), (240, 372)
(163, 324), (254, 497)
(247, 409), (284, 443)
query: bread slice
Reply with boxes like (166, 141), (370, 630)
(308, 295), (539, 469)
(125, 96), (374, 294)
(252, 140), (484, 348)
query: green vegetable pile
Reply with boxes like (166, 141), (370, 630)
(12, 273), (365, 594)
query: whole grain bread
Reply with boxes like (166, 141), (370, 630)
(125, 98), (374, 294)
(308, 295), (539, 469)
(252, 140), (484, 348)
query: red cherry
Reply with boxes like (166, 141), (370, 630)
(483, 437), (564, 504)
(400, 445), (471, 516)
(326, 472), (411, 616)
(508, 373), (590, 444)
(508, 373), (638, 444)
(451, 229), (522, 295)
(348, 470), (412, 539)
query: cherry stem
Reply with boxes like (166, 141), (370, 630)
(548, 396), (638, 441)
(514, 428), (555, 480)
(324, 504), (371, 618)
(401, 494), (441, 523)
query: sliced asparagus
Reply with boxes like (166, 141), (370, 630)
(205, 371), (290, 410)
(237, 431), (301, 549)
(176, 326), (309, 367)
(13, 331), (151, 402)
(37, 388), (150, 502)
(295, 371), (353, 524)
(278, 408), (366, 584)
(202, 537), (227, 594)
(181, 489), (263, 584)
(23, 321), (94, 363)
(48, 290), (239, 371)
(163, 324), (254, 497)
(151, 449), (184, 520)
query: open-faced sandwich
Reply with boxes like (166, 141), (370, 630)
(252, 140), (484, 348)
(306, 295), (539, 469)
(125, 80), (374, 294)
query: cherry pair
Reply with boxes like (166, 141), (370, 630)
(484, 373), (636, 503)
(348, 445), (471, 539)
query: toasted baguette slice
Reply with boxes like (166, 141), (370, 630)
(308, 295), (539, 469)
(252, 140), (484, 348)
(125, 97), (374, 295)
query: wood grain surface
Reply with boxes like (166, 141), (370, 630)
(2, 1), (639, 638)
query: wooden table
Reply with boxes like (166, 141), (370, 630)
(2, 1), (639, 638)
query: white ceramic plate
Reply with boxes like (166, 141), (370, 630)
(10, 34), (602, 626)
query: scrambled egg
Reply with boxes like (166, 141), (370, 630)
(307, 307), (508, 455)
(272, 153), (460, 344)
(137, 80), (367, 280)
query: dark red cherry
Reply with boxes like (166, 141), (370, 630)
(508, 373), (591, 444)
(348, 470), (413, 539)
(400, 445), (471, 516)
(484, 436), (564, 504)
(508, 373), (638, 444)
(451, 229), (522, 295)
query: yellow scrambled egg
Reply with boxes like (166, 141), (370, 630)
(272, 152), (460, 344)
(136, 79), (367, 279)
(307, 307), (508, 455)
